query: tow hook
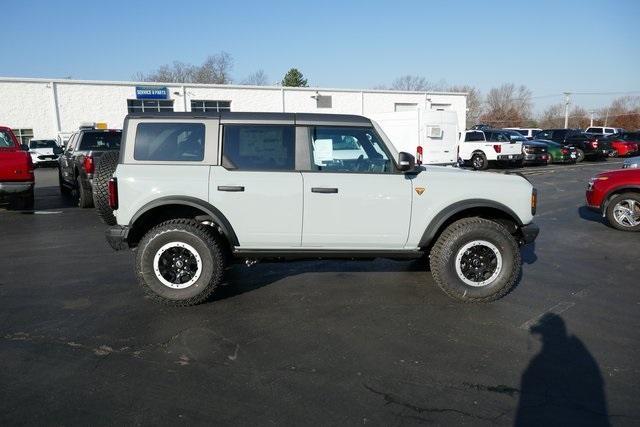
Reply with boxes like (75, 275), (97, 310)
(245, 259), (258, 267)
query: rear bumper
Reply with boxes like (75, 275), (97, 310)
(523, 153), (550, 164)
(519, 223), (539, 245)
(105, 225), (129, 251)
(497, 154), (524, 161)
(0, 181), (34, 195)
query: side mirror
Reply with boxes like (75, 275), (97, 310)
(397, 152), (416, 172)
(53, 146), (63, 155)
(20, 143), (29, 151)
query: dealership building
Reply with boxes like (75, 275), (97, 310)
(0, 77), (467, 144)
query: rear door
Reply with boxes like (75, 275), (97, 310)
(209, 121), (303, 248)
(300, 125), (412, 249)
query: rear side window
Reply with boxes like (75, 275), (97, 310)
(222, 125), (295, 171)
(586, 127), (601, 133)
(79, 131), (122, 151)
(465, 131), (484, 142)
(0, 130), (15, 148)
(134, 123), (204, 161)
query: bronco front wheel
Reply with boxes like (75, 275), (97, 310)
(429, 217), (521, 302)
(136, 219), (225, 305)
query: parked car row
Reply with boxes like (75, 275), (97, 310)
(460, 126), (640, 170)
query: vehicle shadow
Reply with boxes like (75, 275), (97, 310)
(32, 185), (76, 211)
(515, 313), (610, 426)
(578, 205), (607, 227)
(212, 257), (430, 301)
(522, 242), (537, 265)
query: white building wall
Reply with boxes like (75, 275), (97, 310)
(0, 77), (467, 139)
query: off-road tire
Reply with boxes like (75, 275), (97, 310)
(136, 219), (225, 306)
(471, 152), (488, 170)
(429, 217), (521, 302)
(77, 177), (94, 208)
(605, 193), (640, 232)
(93, 151), (119, 225)
(575, 148), (585, 163)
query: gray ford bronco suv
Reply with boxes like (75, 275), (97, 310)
(105, 112), (538, 306)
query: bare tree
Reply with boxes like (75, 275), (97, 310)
(241, 70), (269, 86)
(390, 75), (446, 92)
(539, 103), (591, 129)
(595, 96), (640, 129)
(135, 52), (233, 84)
(480, 84), (532, 127)
(449, 85), (483, 126)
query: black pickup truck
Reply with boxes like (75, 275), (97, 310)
(58, 127), (121, 208)
(533, 129), (611, 162)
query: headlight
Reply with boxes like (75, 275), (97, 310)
(587, 176), (608, 190)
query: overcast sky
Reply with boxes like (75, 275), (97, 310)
(1, 0), (638, 112)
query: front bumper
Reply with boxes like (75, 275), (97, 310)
(523, 153), (549, 164)
(519, 223), (539, 245)
(105, 225), (129, 251)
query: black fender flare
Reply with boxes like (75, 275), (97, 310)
(129, 196), (239, 246)
(418, 199), (524, 247)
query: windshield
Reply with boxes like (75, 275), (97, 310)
(30, 140), (57, 149)
(0, 130), (15, 148)
(79, 131), (121, 151)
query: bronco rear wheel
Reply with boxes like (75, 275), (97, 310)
(429, 217), (521, 302)
(136, 219), (225, 305)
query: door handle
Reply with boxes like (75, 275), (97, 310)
(311, 187), (338, 194)
(218, 185), (245, 192)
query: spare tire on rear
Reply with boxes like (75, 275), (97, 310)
(93, 150), (119, 225)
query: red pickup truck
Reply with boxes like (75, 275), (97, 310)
(0, 126), (35, 209)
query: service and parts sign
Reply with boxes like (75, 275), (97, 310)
(135, 86), (168, 99)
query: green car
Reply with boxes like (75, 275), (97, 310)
(536, 139), (577, 164)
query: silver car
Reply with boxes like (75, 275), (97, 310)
(622, 156), (640, 169)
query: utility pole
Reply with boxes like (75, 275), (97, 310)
(589, 110), (594, 127)
(563, 92), (571, 129)
(604, 107), (610, 126)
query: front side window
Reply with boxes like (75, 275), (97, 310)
(134, 123), (204, 161)
(310, 127), (392, 173)
(222, 125), (294, 171)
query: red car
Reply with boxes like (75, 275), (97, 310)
(0, 126), (34, 210)
(586, 168), (640, 231)
(604, 132), (640, 157)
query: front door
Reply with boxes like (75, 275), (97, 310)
(209, 123), (303, 248)
(301, 126), (412, 249)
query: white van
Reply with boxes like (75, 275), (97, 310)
(504, 127), (542, 140)
(369, 110), (459, 165)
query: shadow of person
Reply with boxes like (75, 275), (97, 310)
(515, 313), (609, 426)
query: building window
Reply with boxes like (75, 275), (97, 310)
(191, 100), (231, 112)
(316, 95), (332, 108)
(127, 99), (174, 113)
(394, 103), (418, 112)
(12, 128), (34, 145)
(431, 103), (451, 111)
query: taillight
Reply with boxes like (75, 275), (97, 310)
(493, 144), (502, 153)
(561, 148), (569, 155)
(416, 145), (423, 165)
(108, 178), (118, 210)
(83, 155), (94, 174)
(590, 141), (598, 149)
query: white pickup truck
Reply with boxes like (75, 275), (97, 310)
(459, 129), (524, 170)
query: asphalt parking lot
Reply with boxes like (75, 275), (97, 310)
(1, 162), (638, 425)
